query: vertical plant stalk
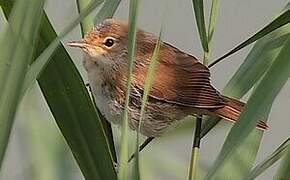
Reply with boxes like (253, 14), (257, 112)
(76, 0), (117, 164)
(188, 0), (220, 179)
(118, 0), (140, 179)
(188, 116), (202, 180)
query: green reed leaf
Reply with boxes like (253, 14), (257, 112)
(119, 0), (140, 179)
(21, 0), (104, 97)
(207, 0), (219, 45)
(247, 138), (290, 179)
(209, 8), (290, 68)
(206, 32), (290, 179)
(76, 0), (117, 166)
(274, 141), (290, 179)
(200, 3), (290, 179)
(0, 0), (44, 167)
(191, 0), (208, 52)
(76, 0), (104, 34)
(94, 0), (121, 25)
(1, 1), (118, 179)
(201, 2), (290, 138)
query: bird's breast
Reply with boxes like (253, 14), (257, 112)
(85, 58), (123, 125)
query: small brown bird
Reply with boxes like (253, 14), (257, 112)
(68, 19), (268, 137)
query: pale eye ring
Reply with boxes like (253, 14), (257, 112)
(103, 37), (116, 48)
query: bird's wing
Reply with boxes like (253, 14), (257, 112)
(133, 44), (225, 108)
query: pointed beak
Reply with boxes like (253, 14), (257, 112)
(67, 39), (88, 48)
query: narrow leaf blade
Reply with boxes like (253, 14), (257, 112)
(191, 0), (208, 52)
(206, 34), (290, 179)
(209, 9), (290, 68)
(119, 0), (140, 179)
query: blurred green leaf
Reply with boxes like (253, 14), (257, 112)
(206, 31), (290, 179)
(247, 138), (290, 179)
(201, 2), (290, 138)
(119, 0), (140, 179)
(22, 0), (105, 95)
(207, 0), (219, 45)
(76, 0), (104, 34)
(200, 3), (290, 179)
(209, 8), (290, 68)
(94, 0), (121, 24)
(191, 0), (208, 52)
(0, 0), (44, 167)
(76, 0), (117, 166)
(274, 142), (290, 179)
(1, 1), (118, 179)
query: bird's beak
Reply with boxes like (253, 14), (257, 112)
(67, 39), (88, 48)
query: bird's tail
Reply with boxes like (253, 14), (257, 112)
(211, 96), (268, 130)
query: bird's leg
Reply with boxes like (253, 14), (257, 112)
(128, 137), (155, 163)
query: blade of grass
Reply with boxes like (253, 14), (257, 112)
(204, 104), (271, 180)
(206, 34), (290, 179)
(191, 0), (208, 52)
(200, 4), (290, 179)
(208, 8), (290, 68)
(76, 0), (117, 164)
(207, 0), (219, 45)
(201, 2), (290, 137)
(246, 138), (290, 179)
(76, 0), (104, 34)
(188, 0), (220, 179)
(206, 0), (219, 65)
(132, 30), (163, 180)
(1, 1), (119, 179)
(21, 0), (105, 97)
(274, 141), (290, 179)
(94, 0), (121, 24)
(119, 0), (140, 179)
(0, 0), (44, 167)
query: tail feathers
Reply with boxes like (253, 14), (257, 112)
(212, 96), (268, 131)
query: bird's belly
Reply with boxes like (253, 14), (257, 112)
(87, 70), (123, 125)
(86, 65), (187, 137)
(92, 86), (123, 125)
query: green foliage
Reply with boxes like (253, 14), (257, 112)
(247, 138), (290, 179)
(274, 143), (290, 179)
(206, 29), (290, 179)
(209, 8), (290, 68)
(119, 0), (140, 179)
(1, 0), (118, 179)
(0, 1), (290, 180)
(76, 0), (104, 34)
(0, 0), (44, 167)
(191, 0), (208, 52)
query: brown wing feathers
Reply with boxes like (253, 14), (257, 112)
(132, 40), (268, 130)
(133, 42), (224, 108)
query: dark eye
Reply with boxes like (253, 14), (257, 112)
(104, 37), (115, 47)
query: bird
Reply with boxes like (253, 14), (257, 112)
(67, 19), (268, 137)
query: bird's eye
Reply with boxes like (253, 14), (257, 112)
(103, 37), (115, 48)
